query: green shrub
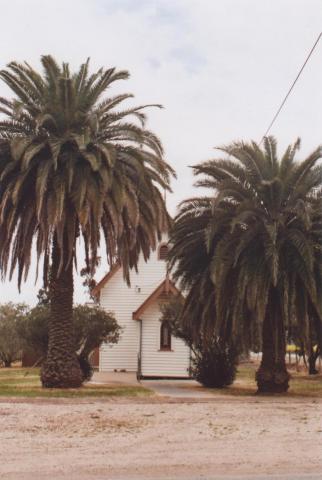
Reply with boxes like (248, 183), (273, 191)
(18, 302), (120, 381)
(192, 339), (237, 388)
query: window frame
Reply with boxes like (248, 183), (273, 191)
(160, 320), (172, 351)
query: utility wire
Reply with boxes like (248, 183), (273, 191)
(260, 31), (322, 144)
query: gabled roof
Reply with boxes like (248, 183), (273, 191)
(91, 263), (121, 298)
(132, 277), (182, 320)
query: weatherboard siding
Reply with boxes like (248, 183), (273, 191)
(140, 302), (191, 377)
(99, 242), (168, 372)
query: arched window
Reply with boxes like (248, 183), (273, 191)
(160, 320), (171, 351)
(158, 244), (169, 261)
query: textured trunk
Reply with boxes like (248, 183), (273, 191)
(308, 346), (320, 375)
(256, 289), (290, 393)
(41, 234), (82, 388)
(4, 360), (12, 368)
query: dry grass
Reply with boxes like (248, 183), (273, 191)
(0, 368), (152, 398)
(212, 362), (322, 398)
(1, 362), (322, 399)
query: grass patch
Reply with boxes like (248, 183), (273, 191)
(0, 368), (152, 398)
(209, 363), (322, 398)
(2, 364), (321, 399)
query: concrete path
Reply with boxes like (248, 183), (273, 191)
(91, 373), (214, 398)
(141, 378), (216, 398)
(91, 371), (138, 385)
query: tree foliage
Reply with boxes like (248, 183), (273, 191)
(73, 304), (120, 380)
(168, 137), (322, 392)
(161, 298), (238, 388)
(0, 303), (28, 367)
(0, 56), (174, 286)
(0, 55), (174, 387)
(17, 305), (49, 363)
(192, 339), (237, 388)
(18, 303), (119, 381)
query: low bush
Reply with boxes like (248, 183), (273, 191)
(192, 339), (238, 388)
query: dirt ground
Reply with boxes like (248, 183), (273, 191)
(1, 396), (322, 479)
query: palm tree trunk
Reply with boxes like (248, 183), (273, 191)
(41, 234), (82, 388)
(256, 288), (290, 393)
(308, 346), (320, 375)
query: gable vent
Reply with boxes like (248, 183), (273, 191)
(158, 244), (169, 261)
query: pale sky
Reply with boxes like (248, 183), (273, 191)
(0, 0), (322, 305)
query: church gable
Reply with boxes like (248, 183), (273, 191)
(96, 237), (191, 377)
(132, 278), (181, 320)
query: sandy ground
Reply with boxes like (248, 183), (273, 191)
(1, 396), (322, 480)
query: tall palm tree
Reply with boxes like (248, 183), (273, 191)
(0, 56), (174, 388)
(169, 137), (322, 393)
(168, 197), (217, 339)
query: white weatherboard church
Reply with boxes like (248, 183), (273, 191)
(93, 238), (191, 378)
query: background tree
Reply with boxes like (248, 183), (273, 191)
(17, 304), (49, 365)
(0, 303), (28, 367)
(307, 312), (321, 374)
(0, 56), (174, 387)
(287, 312), (321, 375)
(18, 302), (119, 381)
(73, 304), (119, 381)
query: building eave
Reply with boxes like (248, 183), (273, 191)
(132, 277), (182, 320)
(91, 263), (121, 298)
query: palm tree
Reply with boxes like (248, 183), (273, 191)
(0, 56), (174, 388)
(169, 137), (322, 393)
(168, 197), (217, 339)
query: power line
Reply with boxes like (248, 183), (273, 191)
(260, 31), (322, 144)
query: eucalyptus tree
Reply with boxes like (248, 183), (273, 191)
(0, 56), (173, 387)
(0, 303), (28, 367)
(169, 137), (322, 393)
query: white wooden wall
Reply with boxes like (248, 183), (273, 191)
(99, 240), (168, 372)
(140, 302), (191, 377)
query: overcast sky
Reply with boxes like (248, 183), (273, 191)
(0, 0), (322, 305)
